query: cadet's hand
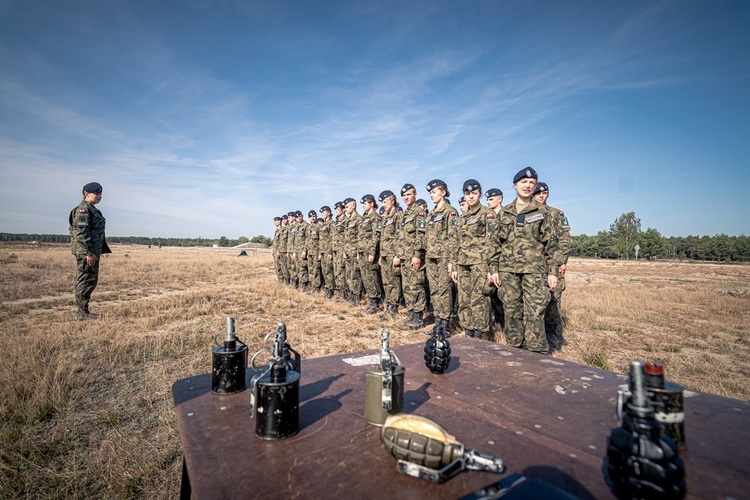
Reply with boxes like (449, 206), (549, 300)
(328, 253), (333, 261)
(450, 270), (458, 284)
(394, 257), (401, 268)
(547, 275), (559, 290)
(411, 256), (421, 271)
(368, 255), (375, 264)
(489, 272), (500, 288)
(86, 254), (98, 267)
(559, 264), (567, 278)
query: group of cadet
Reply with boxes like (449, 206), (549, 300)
(271, 167), (571, 355)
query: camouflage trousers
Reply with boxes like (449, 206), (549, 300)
(280, 253), (291, 282)
(359, 252), (381, 300)
(310, 256), (322, 289)
(502, 272), (551, 353)
(333, 252), (347, 293)
(294, 254), (309, 285)
(426, 257), (452, 321)
(345, 255), (362, 298)
(380, 255), (402, 306)
(544, 277), (566, 347)
(322, 254), (335, 291)
(75, 255), (100, 308)
(401, 259), (426, 313)
(273, 252), (283, 280)
(456, 264), (491, 332)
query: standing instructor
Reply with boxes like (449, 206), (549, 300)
(69, 182), (111, 321)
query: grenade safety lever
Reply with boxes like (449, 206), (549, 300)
(381, 414), (505, 484)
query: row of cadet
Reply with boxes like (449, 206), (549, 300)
(270, 166), (571, 355)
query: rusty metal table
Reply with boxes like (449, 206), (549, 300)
(173, 338), (750, 499)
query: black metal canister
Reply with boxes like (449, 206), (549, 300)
(253, 362), (300, 440)
(211, 317), (248, 395)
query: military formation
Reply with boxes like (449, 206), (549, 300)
(272, 167), (571, 355)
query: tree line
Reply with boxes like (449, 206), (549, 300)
(0, 233), (272, 248)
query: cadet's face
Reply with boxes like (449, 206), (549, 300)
(335, 207), (343, 216)
(363, 200), (374, 212)
(402, 188), (416, 206)
(486, 195), (502, 209)
(309, 215), (317, 223)
(345, 201), (356, 214)
(322, 210), (331, 219)
(383, 196), (394, 210)
(464, 189), (480, 208)
(274, 220), (281, 227)
(515, 178), (537, 199)
(429, 187), (445, 204)
(84, 191), (102, 204)
(534, 191), (549, 204)
(459, 202), (468, 213)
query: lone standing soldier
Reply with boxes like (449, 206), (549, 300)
(69, 182), (111, 321)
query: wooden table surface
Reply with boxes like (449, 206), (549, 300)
(173, 338), (750, 499)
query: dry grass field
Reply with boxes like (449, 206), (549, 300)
(1, 243), (749, 498)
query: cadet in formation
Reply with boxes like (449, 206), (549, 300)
(69, 182), (111, 321)
(397, 184), (428, 330)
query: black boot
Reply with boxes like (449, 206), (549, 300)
(365, 298), (380, 314)
(465, 329), (475, 338)
(325, 289), (333, 299)
(475, 331), (486, 340)
(349, 292), (358, 305)
(408, 311), (424, 330)
(76, 305), (86, 321)
(402, 310), (414, 326)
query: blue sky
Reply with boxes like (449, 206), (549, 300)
(1, 0), (748, 239)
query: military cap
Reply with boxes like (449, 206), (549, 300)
(82, 182), (103, 194)
(462, 179), (481, 193)
(360, 194), (376, 204)
(308, 210), (317, 217)
(343, 197), (355, 205)
(319, 205), (331, 213)
(513, 167), (538, 183)
(444, 198), (450, 205)
(458, 196), (466, 204)
(416, 199), (427, 207)
(485, 188), (503, 198)
(273, 216), (282, 221)
(282, 214), (288, 220)
(378, 190), (394, 202)
(379, 206), (385, 215)
(287, 211), (296, 217)
(532, 182), (549, 195)
(334, 201), (345, 209)
(295, 210), (303, 217)
(401, 183), (416, 195)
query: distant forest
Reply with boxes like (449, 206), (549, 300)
(2, 211), (749, 262)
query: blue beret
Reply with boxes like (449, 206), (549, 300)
(426, 179), (450, 198)
(308, 210), (317, 217)
(282, 214), (288, 220)
(273, 216), (282, 221)
(513, 167), (538, 183)
(401, 183), (415, 195)
(334, 201), (344, 209)
(462, 179), (481, 193)
(360, 194), (375, 204)
(416, 199), (427, 206)
(379, 206), (385, 214)
(378, 190), (394, 202)
(485, 188), (503, 198)
(458, 196), (465, 203)
(533, 182), (549, 195)
(287, 211), (296, 217)
(319, 205), (331, 213)
(83, 182), (103, 194)
(295, 210), (303, 217)
(343, 197), (355, 205)
(444, 198), (450, 205)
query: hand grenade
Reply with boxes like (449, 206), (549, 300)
(424, 323), (451, 374)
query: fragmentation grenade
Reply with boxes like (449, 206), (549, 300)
(381, 414), (504, 483)
(424, 323), (451, 374)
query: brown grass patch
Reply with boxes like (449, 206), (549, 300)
(1, 245), (749, 497)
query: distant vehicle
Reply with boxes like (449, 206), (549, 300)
(599, 253), (616, 259)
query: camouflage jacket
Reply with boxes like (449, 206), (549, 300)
(489, 199), (561, 276)
(272, 226), (282, 253)
(319, 217), (333, 255)
(358, 210), (381, 257)
(397, 203), (426, 259)
(332, 214), (346, 253)
(378, 206), (400, 257)
(69, 200), (111, 257)
(293, 221), (309, 254)
(539, 204), (571, 266)
(425, 202), (459, 259)
(286, 222), (296, 253)
(343, 212), (362, 257)
(277, 225), (289, 253)
(306, 221), (320, 255)
(450, 204), (495, 267)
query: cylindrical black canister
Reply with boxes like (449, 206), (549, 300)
(254, 368), (301, 440)
(364, 364), (405, 426)
(211, 345), (248, 394)
(645, 362), (686, 449)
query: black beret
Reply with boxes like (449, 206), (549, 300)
(378, 190), (394, 202)
(334, 201), (344, 209)
(360, 194), (375, 204)
(295, 210), (303, 217)
(282, 214), (288, 220)
(308, 210), (317, 217)
(287, 211), (296, 217)
(485, 188), (503, 198)
(401, 183), (416, 195)
(273, 216), (282, 221)
(379, 206), (385, 214)
(319, 205), (331, 213)
(533, 182), (549, 195)
(426, 179), (450, 198)
(343, 197), (355, 205)
(444, 198), (450, 205)
(83, 182), (103, 194)
(416, 199), (427, 206)
(513, 167), (538, 183)
(458, 196), (466, 203)
(462, 179), (481, 193)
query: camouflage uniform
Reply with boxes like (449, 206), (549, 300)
(539, 204), (571, 349)
(450, 204), (495, 337)
(358, 208), (382, 306)
(397, 203), (427, 320)
(278, 222), (290, 284)
(294, 219), (310, 288)
(69, 199), (111, 314)
(344, 211), (363, 301)
(287, 218), (298, 286)
(319, 215), (335, 297)
(490, 199), (561, 354)
(272, 223), (283, 281)
(379, 205), (403, 314)
(306, 219), (322, 291)
(425, 201), (459, 330)
(332, 213), (348, 298)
